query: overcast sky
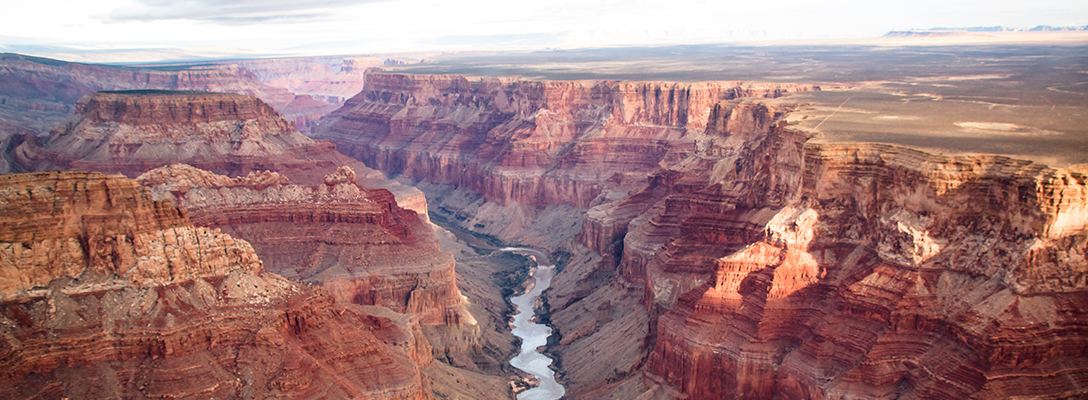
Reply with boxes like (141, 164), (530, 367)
(1, 0), (1086, 62)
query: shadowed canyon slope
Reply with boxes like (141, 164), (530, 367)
(0, 171), (434, 399)
(317, 72), (1088, 399)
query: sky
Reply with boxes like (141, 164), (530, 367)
(1, 0), (1086, 62)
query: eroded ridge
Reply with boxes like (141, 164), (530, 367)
(575, 101), (1088, 399)
(0, 170), (434, 399)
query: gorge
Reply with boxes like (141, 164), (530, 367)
(313, 69), (1088, 399)
(0, 45), (1086, 400)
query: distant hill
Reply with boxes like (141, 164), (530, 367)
(887, 25), (1088, 37)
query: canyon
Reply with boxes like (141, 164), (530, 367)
(315, 70), (1088, 399)
(0, 87), (521, 399)
(315, 72), (817, 249)
(0, 47), (1086, 400)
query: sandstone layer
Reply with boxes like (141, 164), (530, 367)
(11, 89), (428, 216)
(0, 170), (433, 399)
(0, 53), (329, 138)
(559, 100), (1088, 399)
(314, 71), (1088, 399)
(138, 164), (472, 328)
(314, 72), (817, 246)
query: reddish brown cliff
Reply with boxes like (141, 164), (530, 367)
(0, 170), (433, 399)
(22, 91), (312, 177)
(550, 99), (1088, 399)
(12, 90), (429, 216)
(137, 165), (474, 329)
(0, 53), (302, 134)
(316, 72), (817, 210)
(309, 72), (1088, 399)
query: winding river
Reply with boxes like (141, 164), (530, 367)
(500, 247), (566, 400)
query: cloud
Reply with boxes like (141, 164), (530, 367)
(105, 0), (385, 25)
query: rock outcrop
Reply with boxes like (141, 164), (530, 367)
(137, 164), (473, 328)
(318, 70), (1088, 399)
(10, 89), (428, 215)
(315, 72), (817, 245)
(22, 91), (312, 177)
(0, 53), (332, 137)
(560, 100), (1088, 399)
(0, 170), (433, 399)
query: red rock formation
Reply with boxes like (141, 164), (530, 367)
(0, 170), (433, 399)
(12, 89), (430, 216)
(138, 165), (474, 329)
(23, 91), (312, 176)
(316, 72), (818, 210)
(572, 100), (1088, 399)
(307, 71), (1088, 399)
(0, 53), (298, 135)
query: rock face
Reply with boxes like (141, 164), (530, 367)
(23, 91), (312, 177)
(0, 53), (320, 137)
(314, 72), (817, 244)
(137, 164), (473, 329)
(318, 71), (1088, 400)
(0, 170), (261, 301)
(10, 89), (429, 215)
(0, 170), (433, 399)
(568, 101), (1088, 399)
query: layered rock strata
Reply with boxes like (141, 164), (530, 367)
(561, 100), (1088, 399)
(0, 53), (326, 136)
(24, 91), (316, 178)
(0, 170), (432, 399)
(315, 72), (817, 245)
(11, 90), (428, 215)
(138, 165), (474, 329)
(315, 71), (1088, 399)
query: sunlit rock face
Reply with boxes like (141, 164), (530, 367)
(316, 72), (817, 210)
(316, 72), (815, 248)
(318, 71), (1088, 399)
(614, 101), (1088, 399)
(0, 170), (433, 400)
(137, 164), (474, 329)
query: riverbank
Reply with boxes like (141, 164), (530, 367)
(431, 213), (565, 399)
(506, 252), (565, 400)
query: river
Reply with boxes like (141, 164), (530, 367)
(499, 247), (566, 400)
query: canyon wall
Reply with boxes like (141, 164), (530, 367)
(137, 164), (473, 329)
(562, 100), (1088, 399)
(22, 91), (316, 178)
(0, 53), (328, 137)
(10, 89), (429, 215)
(0, 170), (433, 399)
(316, 71), (1087, 400)
(315, 72), (816, 246)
